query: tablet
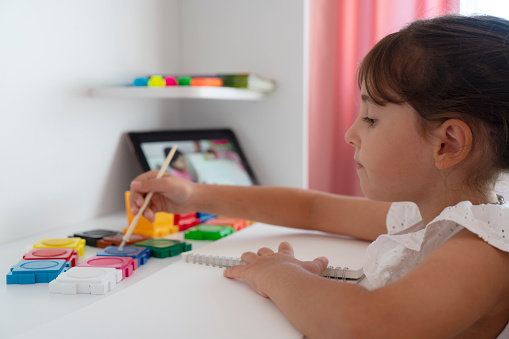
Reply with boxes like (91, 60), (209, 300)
(126, 129), (258, 186)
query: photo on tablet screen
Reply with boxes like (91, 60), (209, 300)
(126, 129), (258, 186)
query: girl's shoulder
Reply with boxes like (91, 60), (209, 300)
(385, 200), (509, 252)
(365, 201), (509, 288)
(433, 201), (509, 253)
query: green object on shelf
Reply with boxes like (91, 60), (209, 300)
(134, 239), (192, 258)
(184, 225), (234, 241)
(177, 76), (192, 86)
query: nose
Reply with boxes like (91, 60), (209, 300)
(344, 119), (359, 148)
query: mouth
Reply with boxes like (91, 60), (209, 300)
(354, 159), (363, 169)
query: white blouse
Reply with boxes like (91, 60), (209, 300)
(362, 201), (509, 338)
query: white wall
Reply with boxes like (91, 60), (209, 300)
(179, 0), (309, 188)
(0, 0), (181, 243)
(0, 0), (309, 244)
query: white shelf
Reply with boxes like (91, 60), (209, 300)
(90, 86), (266, 101)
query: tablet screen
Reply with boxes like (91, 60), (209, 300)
(126, 129), (258, 186)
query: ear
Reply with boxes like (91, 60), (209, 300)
(433, 119), (473, 170)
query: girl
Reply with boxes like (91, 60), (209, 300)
(130, 15), (509, 338)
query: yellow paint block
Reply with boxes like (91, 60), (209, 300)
(34, 238), (86, 256)
(124, 192), (177, 238)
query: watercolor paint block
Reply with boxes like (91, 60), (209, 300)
(70, 229), (122, 247)
(204, 217), (248, 231)
(97, 233), (150, 248)
(6, 259), (67, 284)
(96, 246), (151, 266)
(49, 267), (118, 295)
(23, 248), (79, 267)
(78, 256), (136, 280)
(134, 239), (192, 258)
(184, 225), (235, 241)
(196, 212), (217, 223)
(34, 238), (86, 256)
(124, 191), (178, 237)
(176, 217), (201, 231)
(174, 212), (197, 224)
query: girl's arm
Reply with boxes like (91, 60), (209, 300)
(129, 172), (390, 241)
(224, 229), (509, 338)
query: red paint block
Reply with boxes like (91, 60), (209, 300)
(23, 248), (79, 267)
(78, 256), (136, 280)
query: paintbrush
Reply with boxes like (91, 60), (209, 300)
(118, 145), (177, 250)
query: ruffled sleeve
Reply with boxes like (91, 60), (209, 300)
(433, 202), (509, 252)
(386, 202), (422, 234)
(364, 201), (509, 289)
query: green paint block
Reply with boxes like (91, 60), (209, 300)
(184, 225), (234, 241)
(134, 239), (192, 258)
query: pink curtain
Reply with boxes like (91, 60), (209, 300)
(308, 0), (459, 196)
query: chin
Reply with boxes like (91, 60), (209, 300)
(359, 186), (391, 202)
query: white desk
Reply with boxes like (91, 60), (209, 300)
(0, 213), (211, 339)
(2, 217), (369, 339)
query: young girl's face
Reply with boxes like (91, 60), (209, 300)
(345, 85), (439, 202)
(171, 154), (187, 171)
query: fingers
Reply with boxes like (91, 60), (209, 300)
(141, 207), (156, 222)
(222, 266), (269, 298)
(129, 171), (159, 213)
(257, 247), (274, 256)
(129, 171), (175, 219)
(130, 170), (163, 193)
(309, 256), (329, 274)
(240, 251), (258, 263)
(223, 264), (243, 279)
(241, 243), (291, 262)
(278, 241), (294, 255)
(223, 242), (326, 300)
(297, 256), (329, 276)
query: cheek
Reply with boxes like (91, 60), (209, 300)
(362, 136), (416, 178)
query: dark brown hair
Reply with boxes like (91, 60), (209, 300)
(358, 14), (509, 193)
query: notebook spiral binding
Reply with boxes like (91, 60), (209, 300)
(182, 253), (351, 282)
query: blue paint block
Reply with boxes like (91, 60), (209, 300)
(6, 259), (67, 284)
(197, 212), (217, 223)
(96, 246), (151, 266)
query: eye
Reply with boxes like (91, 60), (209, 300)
(362, 117), (377, 126)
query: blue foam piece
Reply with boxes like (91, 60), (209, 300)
(6, 259), (67, 284)
(96, 246), (151, 266)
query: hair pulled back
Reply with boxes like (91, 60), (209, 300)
(358, 15), (509, 192)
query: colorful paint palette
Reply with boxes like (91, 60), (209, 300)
(34, 238), (86, 256)
(134, 239), (192, 258)
(49, 267), (119, 295)
(6, 259), (67, 284)
(96, 246), (151, 266)
(78, 256), (136, 279)
(71, 229), (122, 247)
(184, 225), (234, 241)
(23, 248), (79, 267)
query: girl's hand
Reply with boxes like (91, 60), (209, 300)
(129, 171), (196, 221)
(223, 242), (329, 298)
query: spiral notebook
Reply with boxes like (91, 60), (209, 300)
(181, 223), (370, 282)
